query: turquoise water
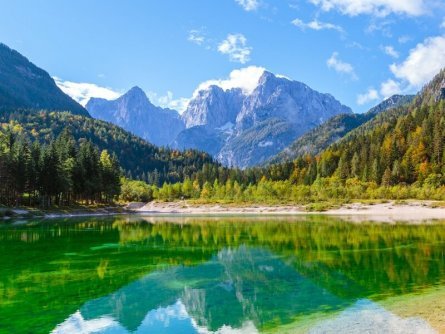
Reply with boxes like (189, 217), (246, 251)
(0, 215), (444, 333)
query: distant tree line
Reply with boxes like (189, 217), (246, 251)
(0, 128), (120, 207)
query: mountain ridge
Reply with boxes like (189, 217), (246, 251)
(268, 94), (415, 164)
(0, 43), (219, 185)
(86, 86), (185, 146)
(175, 70), (352, 168)
(273, 68), (445, 187)
(0, 43), (89, 116)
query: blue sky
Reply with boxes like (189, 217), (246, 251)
(1, 0), (445, 112)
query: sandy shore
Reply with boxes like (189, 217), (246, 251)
(4, 201), (445, 222)
(133, 200), (445, 223)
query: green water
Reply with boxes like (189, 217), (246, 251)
(1, 215), (445, 333)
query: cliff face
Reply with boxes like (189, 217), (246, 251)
(86, 86), (184, 146)
(175, 70), (352, 168)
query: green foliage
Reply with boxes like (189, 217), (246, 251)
(139, 176), (445, 204)
(2, 71), (445, 206)
(0, 128), (121, 207)
(282, 99), (445, 188)
(0, 108), (218, 184)
(269, 95), (415, 164)
(120, 178), (153, 202)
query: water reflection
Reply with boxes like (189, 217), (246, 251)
(53, 245), (438, 334)
(0, 216), (444, 333)
(63, 246), (345, 333)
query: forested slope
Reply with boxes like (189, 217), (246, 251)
(0, 109), (219, 185)
(269, 95), (414, 164)
(284, 70), (445, 187)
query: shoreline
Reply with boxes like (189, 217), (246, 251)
(2, 200), (445, 222)
(132, 200), (445, 223)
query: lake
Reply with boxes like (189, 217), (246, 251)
(0, 215), (444, 333)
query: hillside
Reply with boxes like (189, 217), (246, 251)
(269, 95), (414, 164)
(0, 43), (89, 116)
(279, 69), (445, 186)
(0, 108), (217, 184)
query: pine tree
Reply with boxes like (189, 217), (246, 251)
(381, 167), (392, 186)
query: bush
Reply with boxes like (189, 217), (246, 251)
(120, 179), (153, 202)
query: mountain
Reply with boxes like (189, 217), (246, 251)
(269, 94), (415, 164)
(182, 85), (244, 129)
(0, 43), (221, 186)
(0, 43), (89, 116)
(86, 87), (184, 146)
(277, 68), (445, 186)
(367, 94), (415, 115)
(235, 71), (350, 132)
(172, 86), (243, 155)
(414, 68), (445, 107)
(218, 118), (297, 168)
(172, 125), (227, 157)
(175, 71), (352, 168)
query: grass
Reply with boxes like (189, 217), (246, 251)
(428, 201), (445, 208)
(304, 202), (342, 212)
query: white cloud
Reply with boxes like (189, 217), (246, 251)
(383, 45), (399, 58)
(380, 79), (402, 98)
(194, 66), (266, 96)
(55, 77), (190, 113)
(149, 91), (190, 113)
(357, 88), (379, 105)
(309, 0), (427, 17)
(188, 30), (205, 45)
(54, 77), (121, 106)
(218, 34), (252, 64)
(358, 79), (405, 106)
(327, 52), (358, 80)
(291, 18), (344, 32)
(52, 311), (119, 334)
(235, 0), (259, 11)
(357, 79), (406, 106)
(366, 19), (394, 37)
(390, 35), (445, 87)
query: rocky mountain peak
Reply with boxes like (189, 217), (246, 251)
(175, 69), (352, 168)
(257, 70), (278, 86)
(125, 86), (147, 99)
(86, 86), (184, 146)
(182, 85), (243, 129)
(118, 86), (152, 107)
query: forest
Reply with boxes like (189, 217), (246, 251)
(2, 71), (445, 207)
(0, 108), (218, 184)
(0, 128), (121, 207)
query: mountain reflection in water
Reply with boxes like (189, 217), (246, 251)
(0, 216), (444, 333)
